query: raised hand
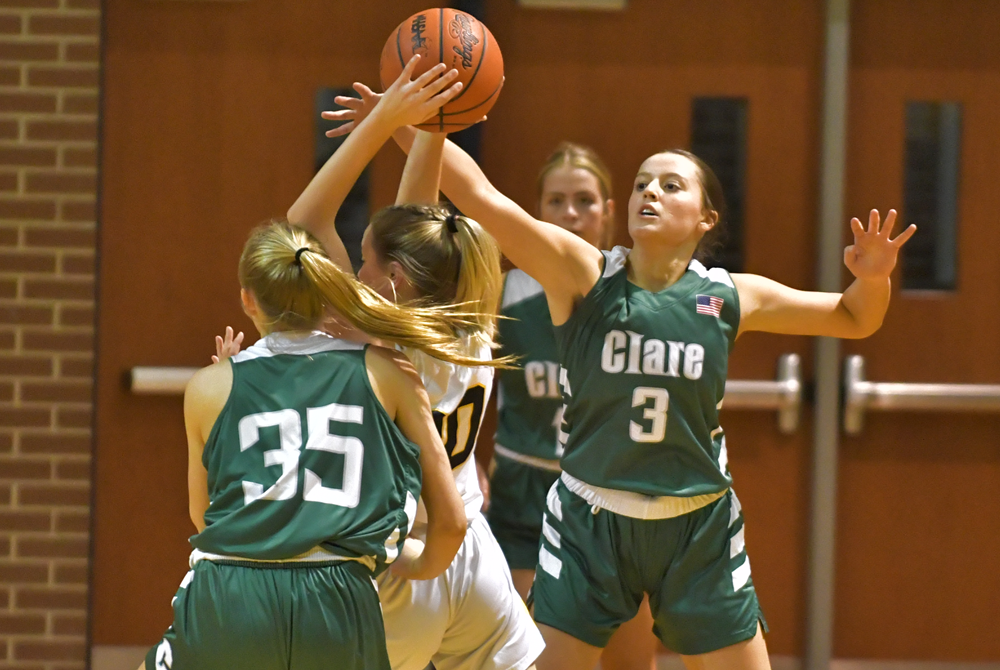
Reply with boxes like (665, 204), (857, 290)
(211, 326), (244, 364)
(368, 55), (463, 132)
(844, 209), (917, 281)
(323, 82), (381, 139)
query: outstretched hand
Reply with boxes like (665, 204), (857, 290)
(323, 82), (382, 138)
(212, 326), (244, 364)
(343, 55), (463, 135)
(844, 209), (916, 281)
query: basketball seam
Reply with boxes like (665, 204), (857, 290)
(447, 16), (486, 105)
(395, 24), (404, 72)
(438, 78), (502, 116)
(438, 8), (445, 133)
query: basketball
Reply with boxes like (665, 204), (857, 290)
(379, 8), (504, 132)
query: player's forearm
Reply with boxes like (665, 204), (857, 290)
(396, 130), (445, 205)
(838, 276), (891, 338)
(288, 108), (396, 238)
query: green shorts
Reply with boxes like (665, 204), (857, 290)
(532, 479), (767, 655)
(145, 559), (389, 670)
(486, 455), (560, 570)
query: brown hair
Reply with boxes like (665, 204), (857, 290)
(536, 142), (616, 249)
(661, 148), (727, 263)
(367, 204), (502, 346)
(238, 220), (497, 368)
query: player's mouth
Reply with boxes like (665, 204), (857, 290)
(638, 205), (657, 218)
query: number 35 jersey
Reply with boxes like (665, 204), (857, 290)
(401, 333), (493, 523)
(192, 332), (421, 570)
(553, 247), (740, 498)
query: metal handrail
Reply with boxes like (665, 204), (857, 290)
(843, 355), (1000, 435)
(132, 352), (804, 433)
(722, 353), (802, 434)
(131, 367), (199, 395)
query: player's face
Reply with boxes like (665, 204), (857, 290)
(627, 153), (711, 247)
(539, 166), (609, 250)
(358, 228), (396, 301)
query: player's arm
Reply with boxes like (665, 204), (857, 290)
(735, 209), (916, 338)
(366, 347), (466, 580)
(324, 93), (603, 324)
(404, 128), (603, 324)
(395, 127), (444, 205)
(183, 361), (233, 533)
(286, 56), (462, 272)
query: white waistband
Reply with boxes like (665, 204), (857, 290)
(494, 443), (562, 473)
(560, 471), (726, 520)
(190, 547), (376, 572)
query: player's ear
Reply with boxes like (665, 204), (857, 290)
(240, 288), (257, 318)
(699, 208), (718, 233)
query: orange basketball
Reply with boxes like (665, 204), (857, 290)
(379, 8), (504, 132)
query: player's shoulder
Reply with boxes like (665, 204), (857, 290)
(366, 345), (421, 385)
(687, 258), (735, 289)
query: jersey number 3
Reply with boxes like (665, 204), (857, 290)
(630, 387), (669, 443)
(433, 385), (486, 470)
(238, 403), (365, 509)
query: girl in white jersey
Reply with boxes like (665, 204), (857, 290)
(323, 87), (917, 670)
(223, 57), (543, 670)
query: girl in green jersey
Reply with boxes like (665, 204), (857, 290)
(141, 66), (473, 670)
(323, 88), (915, 670)
(485, 142), (658, 670)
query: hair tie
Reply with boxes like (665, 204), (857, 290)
(294, 247), (311, 265)
(445, 213), (459, 234)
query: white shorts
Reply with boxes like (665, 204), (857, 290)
(377, 513), (545, 670)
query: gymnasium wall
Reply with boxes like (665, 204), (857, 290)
(0, 0), (100, 667)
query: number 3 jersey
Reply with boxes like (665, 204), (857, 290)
(401, 332), (493, 523)
(553, 247), (740, 498)
(191, 332), (421, 570)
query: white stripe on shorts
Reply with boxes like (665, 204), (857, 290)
(730, 525), (745, 558)
(732, 556), (752, 591)
(539, 545), (562, 579)
(541, 516), (561, 549)
(729, 491), (742, 527)
(546, 483), (563, 521)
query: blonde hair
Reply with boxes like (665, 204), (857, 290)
(368, 204), (502, 347)
(238, 221), (497, 368)
(536, 142), (616, 249)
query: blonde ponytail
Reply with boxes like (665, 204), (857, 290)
(238, 221), (499, 368)
(368, 204), (502, 347)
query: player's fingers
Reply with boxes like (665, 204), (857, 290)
(211, 356), (219, 364)
(880, 209), (898, 237)
(891, 223), (917, 247)
(325, 123), (355, 138)
(422, 69), (460, 99)
(412, 62), (450, 90)
(234, 332), (244, 346)
(354, 82), (376, 98)
(398, 53), (422, 83)
(428, 81), (463, 108)
(850, 217), (865, 237)
(867, 209), (880, 234)
(332, 96), (363, 109)
(323, 110), (354, 122)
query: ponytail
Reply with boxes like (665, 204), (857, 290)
(238, 221), (499, 368)
(368, 204), (502, 347)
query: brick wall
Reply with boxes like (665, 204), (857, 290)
(0, 0), (100, 667)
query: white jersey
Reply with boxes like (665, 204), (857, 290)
(401, 333), (493, 523)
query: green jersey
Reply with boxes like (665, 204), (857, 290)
(553, 248), (740, 498)
(494, 270), (564, 462)
(191, 332), (421, 570)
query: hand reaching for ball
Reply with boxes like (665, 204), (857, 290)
(368, 55), (465, 133)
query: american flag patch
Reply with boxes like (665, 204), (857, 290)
(696, 294), (724, 317)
